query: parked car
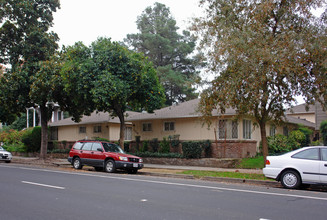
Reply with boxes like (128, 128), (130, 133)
(263, 146), (327, 189)
(68, 140), (143, 174)
(0, 146), (12, 163)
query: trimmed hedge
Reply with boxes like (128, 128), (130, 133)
(182, 141), (203, 159)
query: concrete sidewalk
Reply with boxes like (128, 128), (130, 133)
(13, 156), (263, 174)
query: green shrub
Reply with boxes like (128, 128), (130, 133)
(201, 140), (211, 157)
(150, 138), (159, 152)
(182, 141), (203, 159)
(135, 151), (182, 158)
(288, 130), (306, 150)
(124, 142), (130, 152)
(159, 137), (170, 153)
(268, 134), (291, 154)
(141, 140), (149, 152)
(320, 120), (327, 146)
(3, 142), (26, 153)
(297, 125), (313, 147)
(22, 126), (41, 152)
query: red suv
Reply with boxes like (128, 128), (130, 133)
(68, 140), (143, 174)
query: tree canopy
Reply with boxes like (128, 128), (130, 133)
(124, 2), (201, 105)
(0, 0), (60, 159)
(192, 0), (327, 162)
(60, 38), (165, 147)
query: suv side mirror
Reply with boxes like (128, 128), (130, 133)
(97, 148), (103, 152)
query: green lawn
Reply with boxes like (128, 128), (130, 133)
(179, 170), (271, 181)
(178, 156), (269, 180)
(236, 156), (265, 169)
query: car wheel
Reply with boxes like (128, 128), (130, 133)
(73, 157), (83, 169)
(281, 170), (301, 189)
(104, 159), (116, 173)
(128, 169), (138, 174)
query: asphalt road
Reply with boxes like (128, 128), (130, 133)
(1, 163), (327, 220)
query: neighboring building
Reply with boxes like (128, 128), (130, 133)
(286, 103), (315, 123)
(48, 111), (141, 144)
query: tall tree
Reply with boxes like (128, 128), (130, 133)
(124, 2), (201, 105)
(0, 0), (60, 159)
(60, 38), (165, 148)
(192, 0), (327, 163)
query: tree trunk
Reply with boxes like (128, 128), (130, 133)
(115, 107), (125, 150)
(259, 121), (268, 167)
(39, 105), (48, 160)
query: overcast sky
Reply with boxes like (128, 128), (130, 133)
(51, 0), (202, 47)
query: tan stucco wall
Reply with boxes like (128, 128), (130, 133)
(56, 123), (121, 142)
(131, 117), (298, 152)
(132, 117), (260, 141)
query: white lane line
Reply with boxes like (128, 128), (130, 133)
(22, 181), (65, 190)
(2, 165), (327, 201)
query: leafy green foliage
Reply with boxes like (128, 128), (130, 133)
(22, 126), (41, 152)
(267, 134), (291, 154)
(159, 137), (170, 153)
(192, 0), (327, 161)
(321, 120), (327, 146)
(182, 141), (203, 159)
(60, 38), (165, 148)
(124, 2), (201, 105)
(0, 1), (60, 159)
(150, 138), (159, 152)
(134, 151), (182, 158)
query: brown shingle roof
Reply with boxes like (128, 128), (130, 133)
(127, 99), (236, 121)
(49, 111), (141, 127)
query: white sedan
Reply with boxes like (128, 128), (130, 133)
(263, 146), (327, 189)
(0, 146), (12, 163)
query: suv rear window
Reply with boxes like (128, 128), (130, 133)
(73, 142), (83, 150)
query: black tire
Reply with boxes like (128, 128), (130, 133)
(128, 169), (138, 174)
(73, 157), (83, 169)
(104, 159), (116, 173)
(281, 170), (301, 189)
(5, 160), (11, 163)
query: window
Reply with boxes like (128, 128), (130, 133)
(125, 127), (132, 141)
(142, 123), (152, 132)
(322, 149), (327, 161)
(94, 126), (102, 133)
(164, 122), (175, 131)
(243, 120), (252, 139)
(91, 143), (102, 151)
(79, 126), (86, 134)
(218, 120), (238, 139)
(292, 148), (319, 160)
(270, 125), (276, 137)
(58, 111), (62, 121)
(73, 142), (84, 150)
(82, 142), (93, 151)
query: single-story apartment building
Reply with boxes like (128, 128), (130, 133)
(49, 99), (318, 158)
